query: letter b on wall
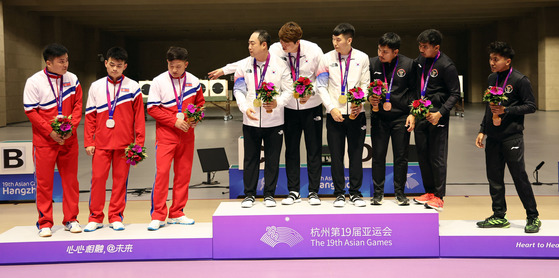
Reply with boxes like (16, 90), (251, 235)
(0, 142), (35, 174)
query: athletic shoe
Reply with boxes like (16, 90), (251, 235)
(39, 227), (52, 237)
(396, 195), (410, 206)
(167, 216), (195, 225)
(308, 192), (321, 206)
(241, 196), (255, 208)
(84, 222), (103, 232)
(425, 197), (444, 211)
(64, 221), (82, 233)
(476, 215), (510, 228)
(371, 195), (384, 205)
(525, 217), (542, 233)
(147, 220), (165, 231)
(109, 221), (125, 231)
(350, 195), (366, 207)
(333, 195), (346, 207)
(413, 193), (434, 204)
(281, 191), (301, 205)
(264, 196), (277, 207)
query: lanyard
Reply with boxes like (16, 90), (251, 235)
(253, 53), (270, 91)
(288, 46), (300, 81)
(496, 67), (513, 89)
(105, 76), (123, 119)
(169, 72), (187, 113)
(338, 49), (352, 95)
(420, 51), (441, 97)
(381, 56), (399, 102)
(44, 68), (64, 116)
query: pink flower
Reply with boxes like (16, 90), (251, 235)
(296, 85), (306, 94)
(201, 111), (205, 118)
(187, 104), (196, 113)
(373, 86), (382, 96)
(491, 87), (503, 95)
(353, 88), (364, 99)
(423, 100), (432, 107)
(60, 123), (72, 132)
(132, 144), (143, 153)
(265, 82), (275, 91)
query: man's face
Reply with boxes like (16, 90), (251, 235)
(378, 45), (399, 63)
(167, 59), (188, 78)
(248, 32), (267, 58)
(46, 53), (69, 75)
(332, 34), (352, 54)
(418, 42), (439, 58)
(489, 53), (511, 73)
(280, 40), (299, 53)
(105, 58), (127, 80)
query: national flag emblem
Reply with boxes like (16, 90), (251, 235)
(121, 88), (129, 92)
(186, 83), (192, 87)
(63, 82), (71, 87)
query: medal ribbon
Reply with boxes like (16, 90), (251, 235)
(169, 72), (187, 113)
(381, 56), (399, 102)
(253, 53), (271, 91)
(496, 67), (513, 90)
(106, 75), (124, 120)
(338, 49), (352, 96)
(288, 46), (300, 81)
(44, 68), (64, 116)
(420, 51), (441, 97)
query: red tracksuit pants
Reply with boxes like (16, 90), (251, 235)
(150, 133), (194, 221)
(33, 143), (80, 229)
(89, 149), (130, 223)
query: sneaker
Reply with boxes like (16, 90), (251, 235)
(264, 196), (277, 207)
(167, 216), (195, 225)
(333, 195), (346, 207)
(425, 196), (444, 211)
(308, 192), (321, 206)
(396, 195), (410, 206)
(84, 222), (103, 232)
(371, 195), (384, 205)
(64, 221), (82, 233)
(39, 227), (52, 237)
(241, 196), (255, 208)
(281, 191), (301, 205)
(414, 193), (435, 204)
(525, 217), (542, 233)
(350, 195), (366, 207)
(109, 221), (125, 231)
(147, 220), (165, 231)
(476, 215), (510, 228)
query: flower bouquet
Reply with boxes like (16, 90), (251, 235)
(347, 86), (366, 120)
(254, 82), (278, 113)
(50, 115), (73, 145)
(410, 98), (434, 124)
(124, 143), (147, 166)
(183, 104), (205, 124)
(367, 79), (388, 112)
(293, 76), (313, 104)
(482, 86), (508, 126)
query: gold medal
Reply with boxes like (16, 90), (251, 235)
(253, 99), (262, 108)
(338, 94), (347, 104)
(293, 92), (300, 99)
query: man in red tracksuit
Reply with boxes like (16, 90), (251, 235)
(23, 43), (83, 237)
(83, 47), (145, 232)
(146, 46), (205, 230)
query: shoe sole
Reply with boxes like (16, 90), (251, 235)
(265, 203), (277, 207)
(84, 225), (103, 232)
(397, 201), (410, 206)
(147, 223), (165, 231)
(414, 199), (429, 204)
(425, 203), (444, 212)
(308, 200), (321, 205)
(333, 203), (345, 207)
(477, 223), (511, 228)
(370, 199), (383, 205)
(167, 220), (195, 225)
(281, 199), (302, 205)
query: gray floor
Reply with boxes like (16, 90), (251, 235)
(1, 102), (557, 200)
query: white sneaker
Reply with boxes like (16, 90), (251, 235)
(64, 221), (82, 233)
(281, 191), (301, 205)
(109, 221), (125, 231)
(84, 222), (103, 232)
(147, 220), (165, 231)
(167, 216), (195, 225)
(308, 192), (321, 205)
(39, 227), (52, 237)
(333, 195), (346, 207)
(350, 195), (366, 207)
(264, 196), (277, 207)
(241, 196), (255, 208)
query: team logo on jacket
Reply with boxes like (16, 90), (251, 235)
(246, 69), (253, 73)
(278, 130), (284, 135)
(63, 82), (71, 87)
(330, 63), (338, 67)
(121, 88), (129, 92)
(186, 83), (192, 87)
(504, 85), (513, 94)
(397, 69), (406, 77)
(260, 226), (303, 248)
(430, 69), (438, 78)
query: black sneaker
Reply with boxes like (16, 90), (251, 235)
(333, 195), (346, 207)
(395, 195), (410, 206)
(476, 215), (510, 228)
(371, 195), (384, 205)
(281, 191), (301, 205)
(525, 217), (542, 233)
(308, 192), (321, 205)
(350, 195), (366, 207)
(241, 196), (255, 208)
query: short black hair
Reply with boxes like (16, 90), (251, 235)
(106, 46), (128, 63)
(166, 46), (188, 61)
(417, 29), (443, 46)
(488, 41), (515, 60)
(254, 30), (271, 50)
(379, 32), (401, 50)
(42, 43), (68, 62)
(333, 23), (355, 39)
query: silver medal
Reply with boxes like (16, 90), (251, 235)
(176, 113), (185, 120)
(106, 119), (115, 128)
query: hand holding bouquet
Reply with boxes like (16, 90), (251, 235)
(254, 82), (278, 113)
(367, 79), (387, 112)
(410, 98), (434, 124)
(483, 86), (508, 126)
(124, 143), (147, 166)
(347, 86), (366, 120)
(293, 77), (313, 104)
(50, 115), (73, 145)
(183, 104), (205, 125)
